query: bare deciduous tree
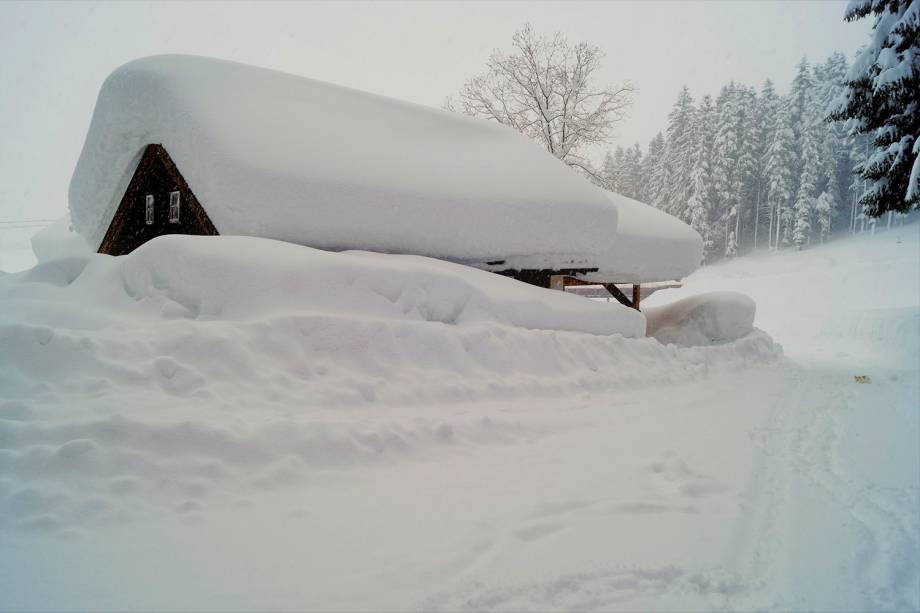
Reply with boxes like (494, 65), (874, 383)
(448, 24), (634, 179)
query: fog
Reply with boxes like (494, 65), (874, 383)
(0, 1), (869, 223)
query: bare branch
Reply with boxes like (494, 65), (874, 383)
(447, 24), (634, 170)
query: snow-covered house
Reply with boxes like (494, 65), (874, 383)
(70, 55), (702, 308)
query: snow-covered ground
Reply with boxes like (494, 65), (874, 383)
(1, 224), (917, 611)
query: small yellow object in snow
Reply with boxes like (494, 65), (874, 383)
(854, 375), (871, 384)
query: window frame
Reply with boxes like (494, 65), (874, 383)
(168, 191), (180, 223)
(145, 194), (154, 225)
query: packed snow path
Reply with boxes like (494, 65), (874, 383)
(1, 225), (917, 611)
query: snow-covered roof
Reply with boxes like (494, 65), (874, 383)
(69, 55), (701, 282)
(69, 55), (619, 268)
(592, 190), (703, 283)
(490, 190), (703, 283)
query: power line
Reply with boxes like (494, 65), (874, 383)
(0, 225), (50, 231)
(0, 218), (57, 225)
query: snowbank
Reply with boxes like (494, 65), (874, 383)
(69, 55), (619, 269)
(0, 235), (784, 414)
(644, 291), (756, 346)
(61, 235), (645, 336)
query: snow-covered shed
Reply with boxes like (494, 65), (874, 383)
(70, 55), (702, 306)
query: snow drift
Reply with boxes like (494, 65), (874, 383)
(644, 291), (756, 346)
(0, 234), (778, 412)
(30, 234), (646, 336)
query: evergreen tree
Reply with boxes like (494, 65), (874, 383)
(830, 0), (920, 214)
(753, 80), (781, 249)
(734, 85), (761, 252)
(600, 50), (875, 258)
(793, 124), (821, 247)
(764, 101), (797, 248)
(617, 144), (645, 200)
(847, 134), (871, 231)
(642, 132), (667, 205)
(600, 150), (618, 191)
(712, 83), (744, 256)
(814, 190), (838, 242)
(788, 58), (814, 147)
(814, 53), (849, 232)
(661, 86), (697, 220)
(687, 95), (717, 258)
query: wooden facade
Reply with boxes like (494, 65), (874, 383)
(98, 144), (217, 256)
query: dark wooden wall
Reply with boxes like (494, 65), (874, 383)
(98, 145), (217, 256)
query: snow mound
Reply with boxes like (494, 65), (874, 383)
(30, 215), (92, 265)
(79, 235), (646, 335)
(644, 291), (757, 346)
(0, 235), (782, 414)
(69, 55), (620, 269)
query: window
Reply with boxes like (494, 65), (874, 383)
(169, 191), (180, 223)
(145, 194), (154, 225)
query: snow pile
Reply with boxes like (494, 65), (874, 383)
(645, 291), (757, 346)
(0, 235), (788, 415)
(30, 214), (91, 265)
(25, 234), (645, 336)
(69, 55), (620, 269)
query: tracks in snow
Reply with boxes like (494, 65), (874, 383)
(728, 362), (920, 612)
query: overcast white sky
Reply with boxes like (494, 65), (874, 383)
(0, 1), (870, 224)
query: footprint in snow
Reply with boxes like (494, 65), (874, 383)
(644, 452), (729, 499)
(514, 522), (566, 542)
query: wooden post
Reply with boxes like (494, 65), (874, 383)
(632, 284), (641, 311)
(601, 283), (634, 309)
(549, 275), (566, 291)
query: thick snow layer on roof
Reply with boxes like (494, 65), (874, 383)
(595, 191), (703, 282)
(496, 190), (702, 282)
(69, 55), (619, 267)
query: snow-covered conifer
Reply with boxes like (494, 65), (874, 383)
(830, 0), (920, 214)
(735, 85), (761, 252)
(687, 95), (717, 258)
(789, 58), (815, 147)
(814, 190), (838, 242)
(752, 80), (781, 248)
(642, 132), (667, 204)
(600, 150), (619, 191)
(712, 83), (744, 256)
(662, 86), (697, 219)
(764, 101), (797, 248)
(793, 125), (821, 247)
